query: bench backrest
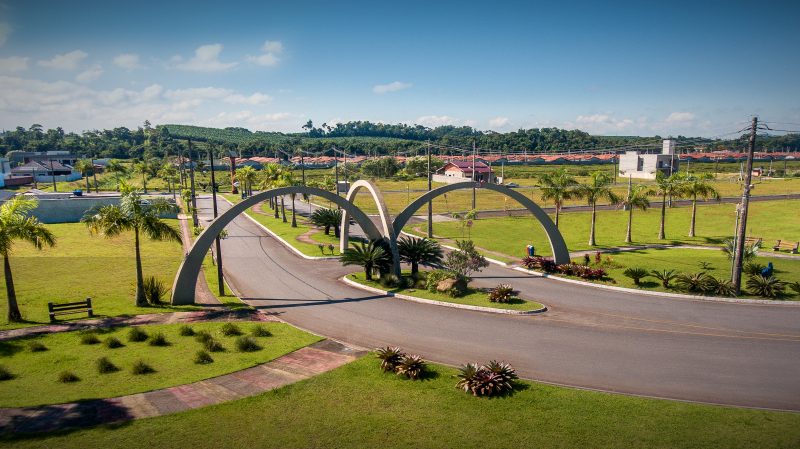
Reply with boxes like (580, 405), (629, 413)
(48, 298), (92, 312)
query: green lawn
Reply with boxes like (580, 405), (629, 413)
(0, 321), (320, 407)
(5, 356), (799, 449)
(347, 272), (545, 311)
(0, 221), (196, 329)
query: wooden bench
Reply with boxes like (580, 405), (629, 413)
(744, 237), (762, 246)
(48, 298), (93, 322)
(773, 240), (799, 254)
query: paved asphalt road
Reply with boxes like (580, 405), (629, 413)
(198, 196), (800, 411)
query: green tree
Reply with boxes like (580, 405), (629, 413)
(235, 165), (258, 197)
(73, 159), (94, 191)
(133, 160), (157, 193)
(538, 168), (577, 228)
(397, 236), (443, 274)
(574, 172), (620, 246)
(82, 184), (181, 306)
(158, 163), (179, 200)
(340, 240), (390, 281)
(310, 208), (343, 237)
(654, 172), (684, 240)
(619, 183), (652, 243)
(680, 173), (719, 237)
(0, 197), (56, 322)
(404, 156), (444, 177)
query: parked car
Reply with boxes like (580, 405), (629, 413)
(504, 182), (519, 188)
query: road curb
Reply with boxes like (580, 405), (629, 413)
(341, 275), (547, 315)
(512, 266), (800, 306)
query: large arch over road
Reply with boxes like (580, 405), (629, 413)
(392, 181), (571, 264)
(171, 186), (382, 305)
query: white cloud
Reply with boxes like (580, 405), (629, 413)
(373, 81), (412, 94)
(113, 53), (142, 70)
(665, 112), (695, 123)
(416, 115), (459, 127)
(200, 110), (299, 130)
(37, 50), (88, 70)
(0, 56), (28, 73)
(567, 113), (640, 134)
(75, 65), (103, 83)
(0, 22), (10, 47)
(246, 40), (283, 67)
(175, 44), (237, 72)
(488, 116), (509, 128)
(224, 92), (272, 105)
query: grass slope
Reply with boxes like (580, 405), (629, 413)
(5, 356), (799, 449)
(0, 321), (320, 407)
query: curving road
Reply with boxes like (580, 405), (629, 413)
(198, 196), (800, 411)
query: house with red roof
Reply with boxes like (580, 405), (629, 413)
(432, 160), (496, 184)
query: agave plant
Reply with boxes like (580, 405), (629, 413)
(455, 363), (480, 394)
(142, 275), (169, 305)
(488, 284), (516, 303)
(376, 346), (405, 372)
(743, 262), (766, 277)
(650, 269), (677, 288)
(707, 276), (736, 297)
(623, 267), (649, 286)
(746, 275), (785, 298)
(722, 238), (760, 262)
(675, 272), (713, 293)
(789, 281), (800, 296)
(455, 361), (518, 397)
(396, 354), (426, 380)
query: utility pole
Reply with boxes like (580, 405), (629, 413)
(427, 140), (433, 238)
(50, 158), (57, 192)
(188, 139), (198, 227)
(208, 145), (225, 297)
(731, 116), (759, 294)
(471, 141), (477, 210)
(91, 157), (99, 193)
(334, 146), (340, 200)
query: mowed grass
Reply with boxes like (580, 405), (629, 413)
(0, 321), (321, 407)
(413, 199), (800, 257)
(6, 356), (799, 449)
(347, 272), (545, 311)
(0, 221), (194, 329)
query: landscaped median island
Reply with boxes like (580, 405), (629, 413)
(4, 355), (800, 449)
(0, 321), (321, 407)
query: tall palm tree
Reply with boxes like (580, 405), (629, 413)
(82, 184), (181, 306)
(105, 160), (128, 191)
(619, 183), (652, 243)
(654, 171), (684, 240)
(397, 236), (443, 274)
(340, 240), (390, 281)
(73, 159), (94, 191)
(538, 168), (577, 228)
(158, 163), (179, 200)
(133, 160), (156, 193)
(574, 171), (620, 246)
(260, 163), (283, 212)
(680, 173), (719, 237)
(0, 197), (56, 322)
(235, 166), (258, 197)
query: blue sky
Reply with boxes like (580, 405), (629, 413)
(0, 0), (798, 136)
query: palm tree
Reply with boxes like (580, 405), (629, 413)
(82, 184), (181, 306)
(574, 171), (620, 246)
(538, 168), (577, 228)
(133, 160), (156, 193)
(340, 240), (390, 281)
(235, 166), (258, 197)
(158, 163), (179, 200)
(73, 159), (94, 191)
(0, 197), (56, 322)
(105, 160), (128, 191)
(619, 183), (652, 243)
(654, 172), (684, 240)
(397, 236), (443, 275)
(680, 173), (719, 237)
(260, 163), (283, 213)
(310, 208), (343, 237)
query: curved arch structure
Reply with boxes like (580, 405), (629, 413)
(392, 182), (570, 264)
(171, 186), (383, 305)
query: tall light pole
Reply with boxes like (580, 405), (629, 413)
(188, 139), (198, 228)
(731, 116), (759, 294)
(471, 141), (476, 210)
(427, 140), (433, 238)
(208, 144), (225, 297)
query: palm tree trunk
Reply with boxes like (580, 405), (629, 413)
(85, 174), (90, 191)
(142, 174), (147, 193)
(554, 203), (560, 228)
(411, 261), (419, 275)
(625, 205), (633, 243)
(689, 196), (697, 237)
(134, 227), (146, 306)
(658, 193), (666, 240)
(4, 253), (22, 322)
(281, 197), (287, 222)
(365, 263), (373, 281)
(589, 203), (597, 246)
(291, 195), (297, 227)
(274, 197), (280, 218)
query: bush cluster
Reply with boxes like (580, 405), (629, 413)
(235, 336), (261, 352)
(250, 325), (272, 337)
(521, 256), (606, 280)
(128, 328), (149, 342)
(456, 360), (518, 397)
(221, 323), (243, 336)
(28, 342), (48, 352)
(376, 346), (427, 380)
(488, 284), (516, 303)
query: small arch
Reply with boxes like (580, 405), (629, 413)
(171, 186), (382, 305)
(340, 180), (401, 276)
(391, 182), (570, 264)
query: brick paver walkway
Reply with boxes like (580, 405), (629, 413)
(0, 339), (364, 434)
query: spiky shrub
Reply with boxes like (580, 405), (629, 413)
(521, 256), (557, 272)
(488, 284), (516, 303)
(148, 333), (170, 347)
(131, 360), (155, 375)
(128, 327), (149, 342)
(396, 354), (426, 380)
(142, 276), (168, 305)
(0, 365), (13, 381)
(379, 273), (401, 288)
(80, 333), (100, 345)
(204, 338), (225, 352)
(194, 350), (214, 364)
(676, 272), (713, 293)
(376, 346), (405, 372)
(28, 342), (48, 352)
(623, 267), (649, 286)
(790, 282), (800, 296)
(744, 262), (766, 277)
(706, 276), (736, 297)
(221, 323), (243, 336)
(455, 363), (480, 394)
(179, 325), (195, 336)
(747, 275), (785, 298)
(58, 371), (80, 383)
(194, 330), (212, 344)
(96, 357), (119, 374)
(235, 336), (261, 352)
(104, 337), (124, 349)
(650, 269), (677, 288)
(250, 325), (272, 337)
(455, 361), (518, 397)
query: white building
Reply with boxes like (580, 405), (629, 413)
(618, 139), (679, 180)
